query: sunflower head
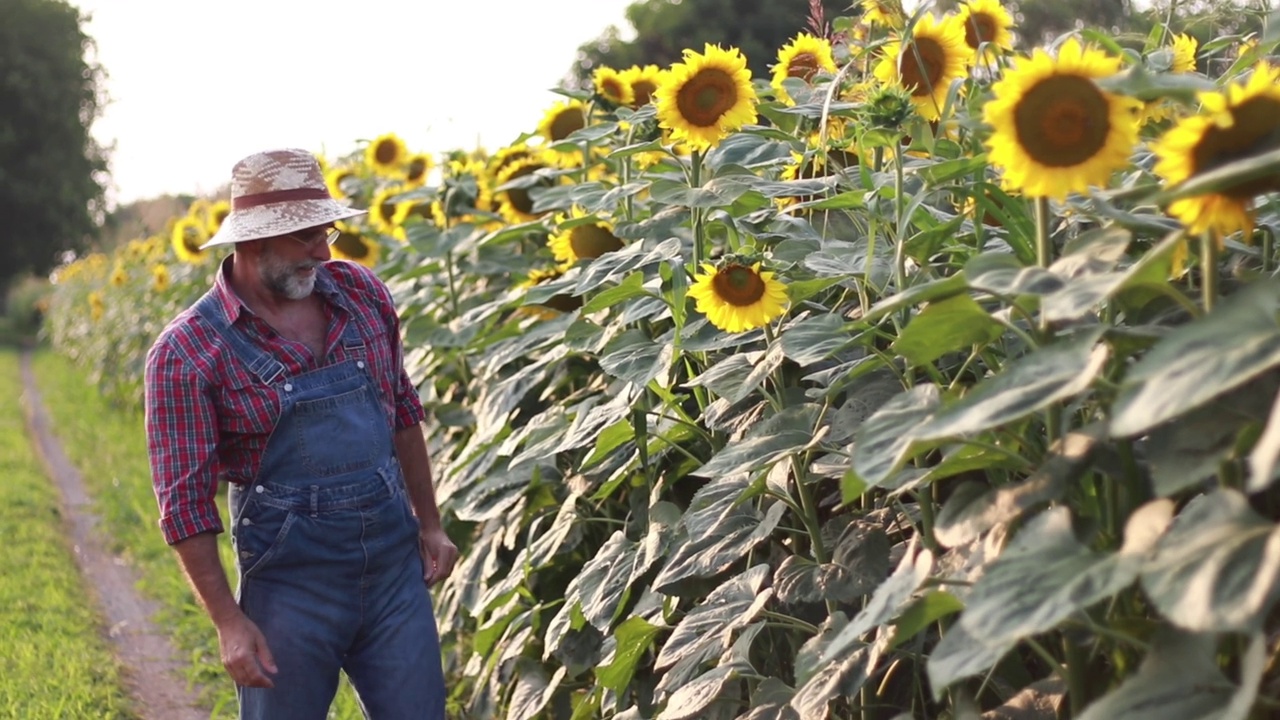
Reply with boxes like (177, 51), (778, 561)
(518, 265), (582, 317)
(593, 66), (634, 108)
(495, 153), (559, 224)
(983, 38), (1140, 200)
(1153, 61), (1280, 238)
(109, 262), (127, 288)
(329, 224), (381, 268)
(171, 216), (208, 264)
(859, 82), (916, 130)
(621, 65), (663, 108)
(403, 153), (434, 186)
(537, 100), (588, 144)
(1171, 33), (1199, 74)
(772, 33), (838, 106)
(655, 44), (759, 151)
(151, 264), (170, 293)
(686, 260), (789, 333)
(88, 290), (105, 323)
(325, 166), (358, 200)
(956, 0), (1015, 61)
(861, 0), (906, 29)
(365, 133), (408, 174)
(368, 186), (413, 235)
(548, 208), (625, 264)
(872, 13), (971, 122)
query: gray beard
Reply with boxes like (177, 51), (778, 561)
(260, 249), (317, 300)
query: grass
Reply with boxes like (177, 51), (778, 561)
(0, 346), (137, 719)
(31, 350), (365, 719)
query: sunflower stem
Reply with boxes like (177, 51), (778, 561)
(691, 150), (706, 273)
(1200, 231), (1219, 313)
(1034, 196), (1053, 269)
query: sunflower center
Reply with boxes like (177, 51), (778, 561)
(505, 164), (549, 215)
(711, 264), (767, 306)
(334, 232), (370, 259)
(407, 158), (428, 182)
(898, 37), (946, 98)
(1192, 96), (1280, 198)
(550, 109), (585, 141)
(788, 52), (822, 81)
(374, 140), (399, 165)
(602, 78), (626, 101)
(676, 69), (739, 127)
(632, 80), (658, 106)
(570, 224), (624, 259)
(1013, 74), (1111, 168)
(182, 228), (203, 254)
(964, 13), (996, 50)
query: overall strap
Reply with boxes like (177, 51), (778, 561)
(193, 291), (288, 386)
(338, 316), (366, 357)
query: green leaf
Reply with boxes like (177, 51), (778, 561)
(934, 427), (1101, 547)
(687, 344), (784, 404)
(600, 329), (674, 387)
(656, 664), (741, 720)
(780, 314), (854, 366)
(889, 591), (964, 649)
(927, 622), (1017, 696)
(853, 384), (941, 488)
(1248, 391), (1280, 493)
(508, 662), (568, 720)
(596, 616), (664, 693)
(891, 294), (1004, 366)
(581, 271), (649, 314)
(1111, 279), (1280, 438)
(452, 463), (539, 522)
(1141, 489), (1280, 633)
(862, 274), (970, 324)
(1076, 630), (1264, 720)
(693, 403), (820, 478)
(914, 328), (1109, 442)
(656, 565), (771, 670)
(654, 502), (787, 593)
(555, 391), (637, 455)
(965, 254), (1066, 297)
(774, 521), (889, 604)
(575, 531), (641, 632)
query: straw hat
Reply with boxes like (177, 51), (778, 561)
(200, 148), (366, 248)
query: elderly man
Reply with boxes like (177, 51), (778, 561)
(144, 148), (454, 719)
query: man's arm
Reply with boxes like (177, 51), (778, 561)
(394, 424), (457, 585)
(171, 533), (277, 687)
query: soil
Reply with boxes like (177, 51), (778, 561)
(19, 351), (209, 720)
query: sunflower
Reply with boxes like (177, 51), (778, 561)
(593, 66), (634, 107)
(956, 0), (1014, 62)
(206, 200), (231, 235)
(537, 100), (588, 144)
(1153, 62), (1280, 240)
(365, 133), (408, 174)
(88, 291), (105, 323)
(983, 38), (1139, 200)
(656, 44), (758, 151)
(487, 143), (533, 178)
(403, 153), (434, 187)
(687, 261), (789, 333)
(548, 208), (625, 264)
(495, 154), (558, 224)
(1171, 33), (1199, 74)
(325, 166), (358, 200)
(873, 13), (970, 122)
(621, 65), (663, 108)
(517, 266), (582, 317)
(368, 186), (413, 236)
(329, 223), (381, 268)
(171, 216), (207, 263)
(109, 262), (128, 288)
(445, 158), (498, 225)
(151, 264), (170, 292)
(772, 33), (838, 106)
(861, 0), (906, 29)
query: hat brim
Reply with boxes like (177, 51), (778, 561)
(200, 199), (367, 249)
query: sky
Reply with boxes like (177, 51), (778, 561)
(71, 0), (638, 205)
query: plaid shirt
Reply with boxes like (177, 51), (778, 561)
(144, 258), (425, 545)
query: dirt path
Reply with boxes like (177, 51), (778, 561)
(19, 350), (209, 720)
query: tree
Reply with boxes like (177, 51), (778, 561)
(568, 0), (850, 87)
(0, 0), (108, 288)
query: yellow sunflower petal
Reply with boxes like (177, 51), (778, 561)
(365, 133), (408, 175)
(872, 13), (971, 122)
(687, 261), (788, 333)
(771, 33), (838, 106)
(956, 0), (1015, 62)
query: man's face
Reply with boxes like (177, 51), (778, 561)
(258, 227), (332, 300)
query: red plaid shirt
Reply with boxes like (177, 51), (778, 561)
(144, 258), (425, 545)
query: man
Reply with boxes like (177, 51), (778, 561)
(143, 148), (455, 719)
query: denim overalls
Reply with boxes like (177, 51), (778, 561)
(195, 293), (445, 720)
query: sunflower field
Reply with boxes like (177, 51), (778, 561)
(43, 0), (1280, 717)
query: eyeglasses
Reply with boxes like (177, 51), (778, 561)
(285, 227), (340, 248)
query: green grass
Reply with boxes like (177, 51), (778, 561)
(0, 347), (137, 719)
(32, 350), (365, 719)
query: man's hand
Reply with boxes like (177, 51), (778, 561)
(419, 527), (458, 586)
(216, 611), (278, 688)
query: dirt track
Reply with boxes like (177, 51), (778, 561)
(19, 350), (208, 720)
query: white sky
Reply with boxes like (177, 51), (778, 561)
(71, 0), (637, 205)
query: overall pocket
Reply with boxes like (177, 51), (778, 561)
(293, 385), (380, 477)
(231, 497), (297, 578)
